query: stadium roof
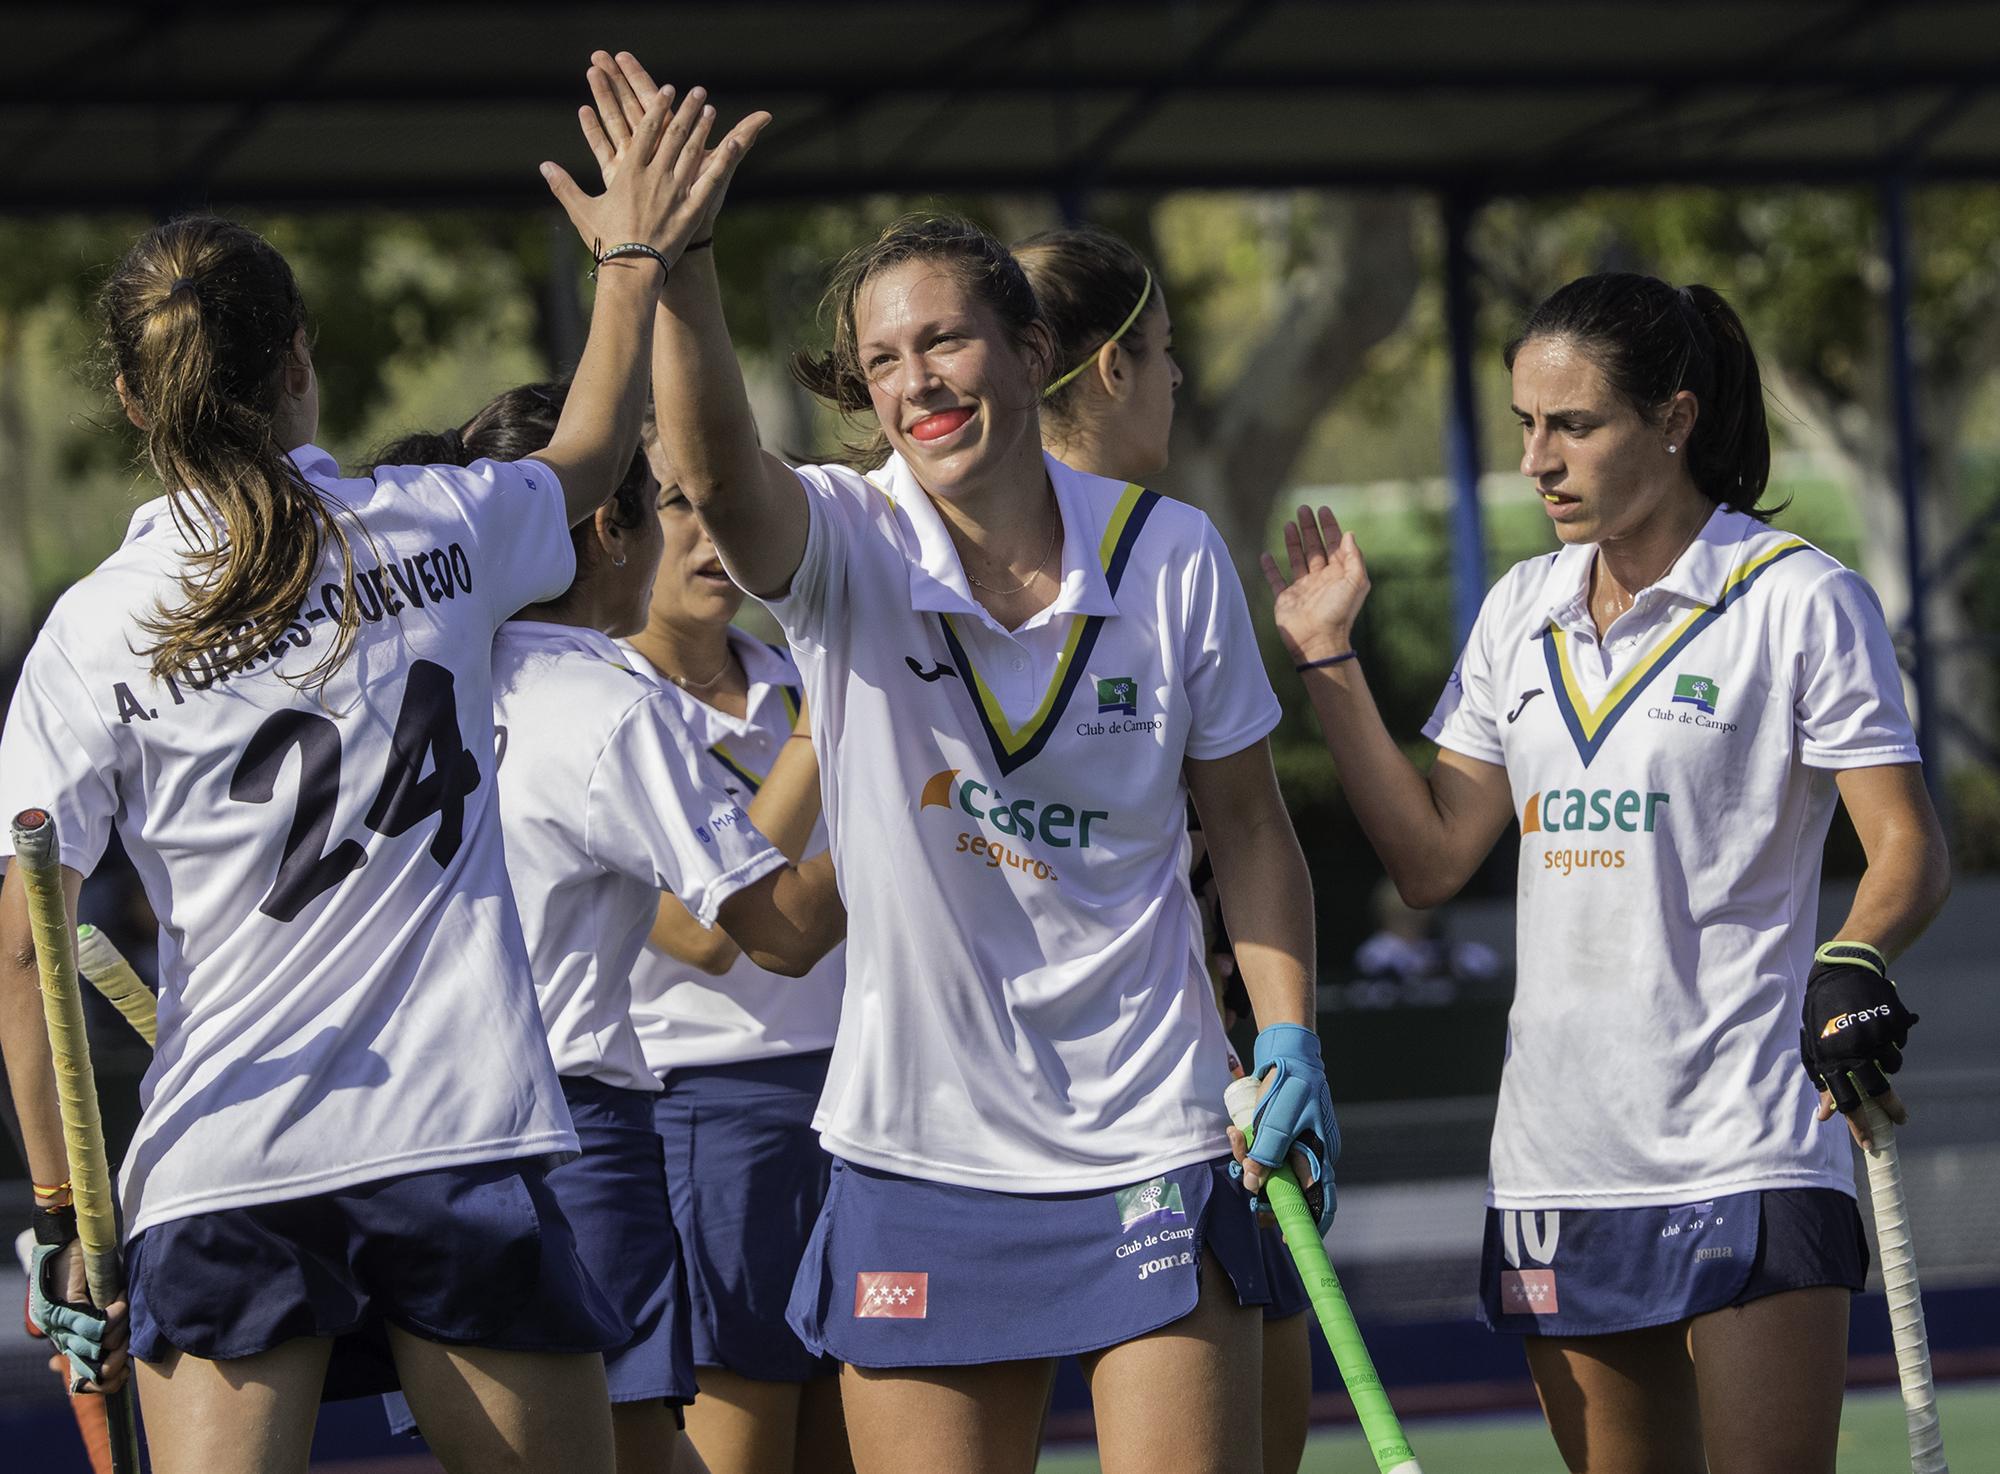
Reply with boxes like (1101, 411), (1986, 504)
(15, 1), (2000, 213)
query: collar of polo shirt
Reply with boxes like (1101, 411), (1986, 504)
(1533, 503), (1750, 635)
(870, 451), (1121, 634)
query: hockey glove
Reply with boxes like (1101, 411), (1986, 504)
(1247, 1023), (1339, 1232)
(1800, 940), (1918, 1114)
(28, 1236), (110, 1392)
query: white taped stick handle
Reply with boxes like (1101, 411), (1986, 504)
(1860, 1098), (1948, 1474)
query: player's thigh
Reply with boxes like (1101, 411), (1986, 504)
(386, 1326), (615, 1474)
(681, 1366), (801, 1474)
(839, 1356), (1053, 1474)
(1260, 1311), (1312, 1474)
(796, 1372), (855, 1474)
(133, 1337), (332, 1474)
(614, 1396), (694, 1474)
(1688, 1286), (1847, 1474)
(1083, 1249), (1263, 1474)
(1523, 1322), (1706, 1474)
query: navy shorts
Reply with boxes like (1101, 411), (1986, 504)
(126, 1157), (623, 1402)
(384, 1077), (697, 1432)
(786, 1155), (1272, 1368)
(1479, 1187), (1869, 1337)
(1261, 1220), (1310, 1321)
(655, 1051), (839, 1382)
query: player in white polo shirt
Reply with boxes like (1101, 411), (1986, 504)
(1014, 223), (1314, 1474)
(1257, 271), (1950, 1474)
(616, 454), (851, 1474)
(368, 381), (845, 1474)
(579, 50), (1334, 1474)
(0, 86), (757, 1474)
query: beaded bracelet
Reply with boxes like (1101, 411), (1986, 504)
(1294, 651), (1358, 673)
(589, 240), (671, 282)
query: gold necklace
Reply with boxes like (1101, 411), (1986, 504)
(964, 508), (1062, 596)
(664, 647), (735, 692)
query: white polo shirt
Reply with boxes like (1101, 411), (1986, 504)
(618, 632), (846, 1073)
(0, 447), (582, 1236)
(748, 450), (1282, 1191)
(491, 621), (788, 1091)
(1424, 507), (1921, 1210)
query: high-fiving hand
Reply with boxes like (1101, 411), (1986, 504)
(578, 51), (767, 248)
(1260, 505), (1372, 666)
(540, 64), (768, 274)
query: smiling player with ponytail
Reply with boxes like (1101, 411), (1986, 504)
(1259, 271), (1951, 1473)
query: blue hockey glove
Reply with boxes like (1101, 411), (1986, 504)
(29, 1239), (110, 1391)
(1248, 1023), (1340, 1232)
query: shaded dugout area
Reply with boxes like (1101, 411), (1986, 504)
(13, 0), (1995, 734)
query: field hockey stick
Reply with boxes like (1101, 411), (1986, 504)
(11, 810), (146, 1474)
(75, 925), (157, 1048)
(1858, 1096), (1948, 1473)
(1225, 1075), (1422, 1474)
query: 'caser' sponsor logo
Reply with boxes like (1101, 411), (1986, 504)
(920, 769), (1108, 848)
(1521, 786), (1670, 877)
(920, 768), (1112, 884)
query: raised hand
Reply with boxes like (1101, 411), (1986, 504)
(1259, 505), (1371, 666)
(580, 51), (763, 243)
(543, 72), (767, 273)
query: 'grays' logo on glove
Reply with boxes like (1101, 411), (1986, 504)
(1799, 940), (1918, 1113)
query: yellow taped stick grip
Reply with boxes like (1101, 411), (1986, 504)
(9, 810), (123, 1307)
(76, 925), (157, 1048)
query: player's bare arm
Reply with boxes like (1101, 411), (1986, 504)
(713, 855), (846, 978)
(581, 50), (804, 598)
(1262, 504), (1515, 905)
(1805, 763), (1951, 1143)
(540, 74), (768, 530)
(649, 703), (833, 975)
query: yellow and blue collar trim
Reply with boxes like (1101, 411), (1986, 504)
(935, 481), (1159, 776)
(706, 676), (801, 794)
(1541, 538), (1808, 767)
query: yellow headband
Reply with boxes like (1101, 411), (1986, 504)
(1042, 268), (1155, 399)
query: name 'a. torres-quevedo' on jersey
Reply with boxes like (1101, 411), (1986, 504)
(107, 539), (476, 724)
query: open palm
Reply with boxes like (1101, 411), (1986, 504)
(1259, 505), (1371, 664)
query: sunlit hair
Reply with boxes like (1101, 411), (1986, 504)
(791, 214), (1047, 467)
(1013, 226), (1158, 425)
(1507, 272), (1777, 520)
(371, 381), (652, 616)
(104, 215), (359, 684)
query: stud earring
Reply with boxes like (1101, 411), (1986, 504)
(614, 556), (627, 568)
(1667, 444), (1679, 455)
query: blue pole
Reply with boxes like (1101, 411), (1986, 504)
(1881, 175), (1939, 798)
(1443, 192), (1489, 647)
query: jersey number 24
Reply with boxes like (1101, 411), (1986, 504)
(229, 660), (481, 922)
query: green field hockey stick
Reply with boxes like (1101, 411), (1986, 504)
(1226, 1074), (1422, 1474)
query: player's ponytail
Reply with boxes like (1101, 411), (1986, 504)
(792, 214), (1049, 468)
(104, 215), (361, 684)
(371, 381), (652, 615)
(1507, 272), (1777, 520)
(1012, 226), (1158, 426)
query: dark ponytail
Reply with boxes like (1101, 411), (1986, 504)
(371, 380), (653, 612)
(104, 215), (360, 683)
(1506, 272), (1776, 519)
